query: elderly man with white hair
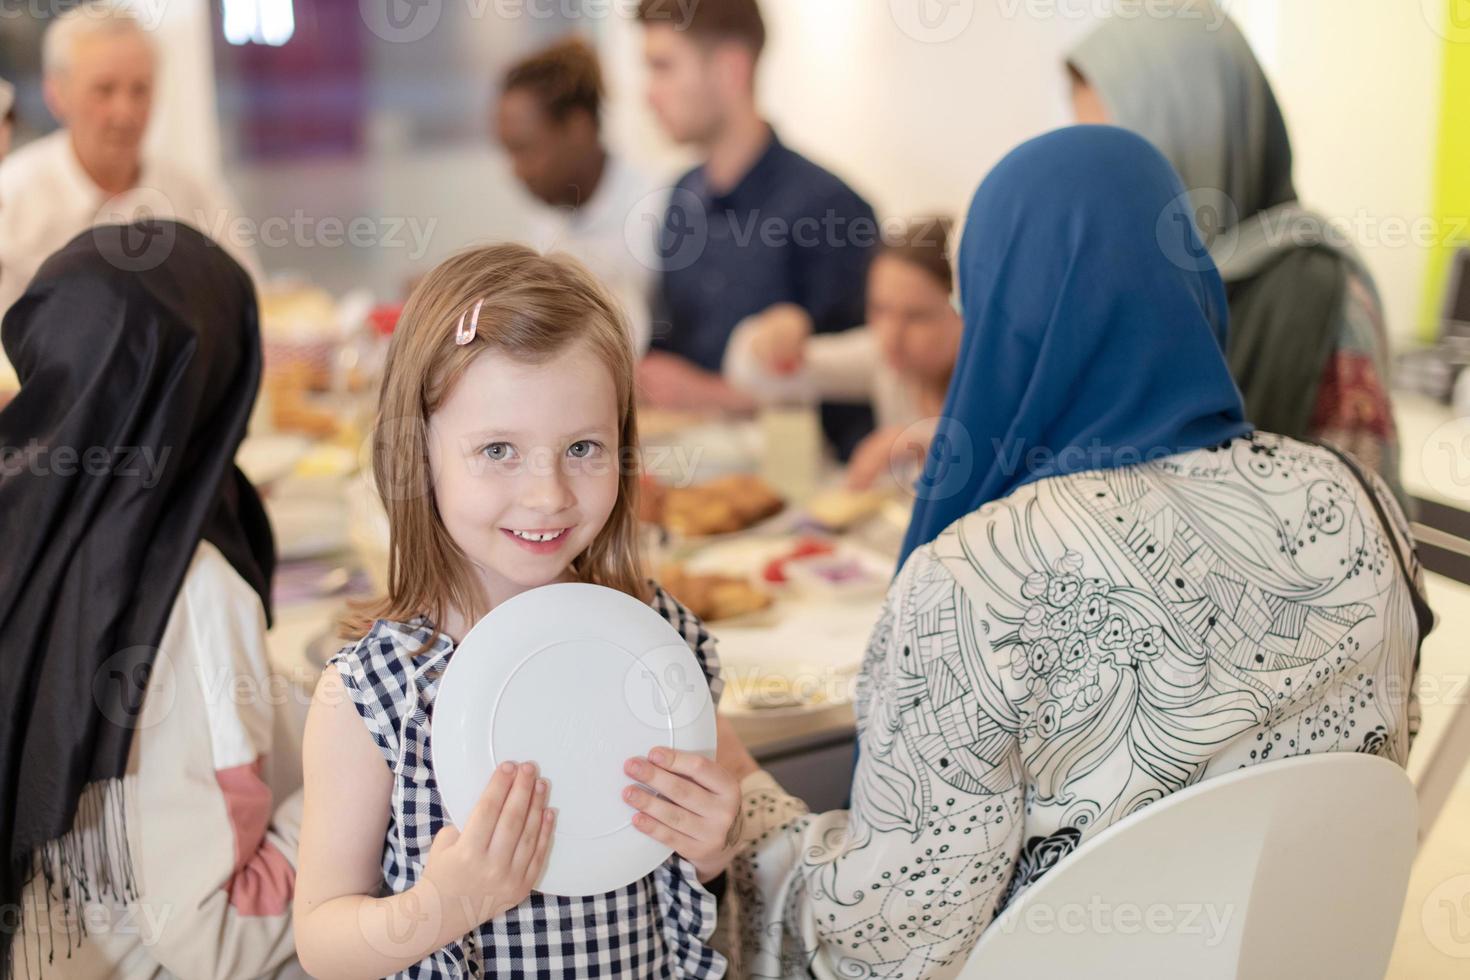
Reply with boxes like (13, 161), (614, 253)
(0, 1), (258, 328)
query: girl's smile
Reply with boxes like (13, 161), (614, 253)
(501, 526), (574, 554)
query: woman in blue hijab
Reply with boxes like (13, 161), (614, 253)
(720, 127), (1427, 978)
(898, 124), (1252, 566)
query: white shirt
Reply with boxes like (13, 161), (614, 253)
(0, 130), (259, 384)
(18, 542), (302, 980)
(723, 319), (920, 431)
(525, 153), (664, 355)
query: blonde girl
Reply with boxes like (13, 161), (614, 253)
(293, 245), (738, 979)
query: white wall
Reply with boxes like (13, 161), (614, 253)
(139, 0), (222, 184)
(1237, 0), (1443, 344)
(602, 1), (1088, 230)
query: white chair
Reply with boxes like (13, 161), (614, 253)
(958, 753), (1417, 980)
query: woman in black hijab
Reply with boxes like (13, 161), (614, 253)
(0, 221), (300, 979)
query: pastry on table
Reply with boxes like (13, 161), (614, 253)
(637, 474), (668, 525)
(805, 487), (887, 530)
(658, 563), (773, 622)
(646, 473), (785, 537)
(265, 365), (339, 438)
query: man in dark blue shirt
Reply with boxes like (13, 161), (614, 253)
(635, 0), (878, 459)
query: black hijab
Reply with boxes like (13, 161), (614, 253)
(0, 221), (274, 976)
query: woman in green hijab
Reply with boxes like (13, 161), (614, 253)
(1068, 0), (1404, 502)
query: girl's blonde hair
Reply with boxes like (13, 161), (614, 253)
(343, 243), (646, 640)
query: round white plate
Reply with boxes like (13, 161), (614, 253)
(432, 583), (716, 897)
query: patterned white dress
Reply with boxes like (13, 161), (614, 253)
(733, 434), (1425, 979)
(328, 585), (728, 979)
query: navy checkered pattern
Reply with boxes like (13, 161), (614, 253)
(327, 584), (727, 979)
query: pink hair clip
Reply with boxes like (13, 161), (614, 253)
(454, 298), (484, 346)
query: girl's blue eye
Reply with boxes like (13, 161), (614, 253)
(483, 442), (513, 461)
(568, 440), (598, 459)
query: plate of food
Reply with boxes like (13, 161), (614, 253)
(641, 474), (787, 543)
(657, 562), (777, 626)
(431, 583), (716, 897)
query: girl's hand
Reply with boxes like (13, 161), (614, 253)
(846, 423), (935, 491)
(420, 761), (555, 933)
(749, 304), (813, 375)
(624, 748), (742, 882)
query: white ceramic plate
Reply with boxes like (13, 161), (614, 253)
(432, 583), (716, 897)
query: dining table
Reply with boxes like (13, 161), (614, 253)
(247, 405), (909, 813)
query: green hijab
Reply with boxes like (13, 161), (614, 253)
(1069, 0), (1351, 440)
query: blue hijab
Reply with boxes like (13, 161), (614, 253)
(897, 126), (1252, 568)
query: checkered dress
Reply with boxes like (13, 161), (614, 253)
(327, 584), (728, 979)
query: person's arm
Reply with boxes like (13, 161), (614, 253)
(293, 668), (555, 980)
(724, 309), (881, 407)
(728, 547), (1025, 978)
(638, 349), (755, 413)
(120, 549), (301, 980)
(844, 416), (939, 491)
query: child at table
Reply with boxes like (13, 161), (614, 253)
(723, 216), (963, 490)
(294, 245), (740, 979)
